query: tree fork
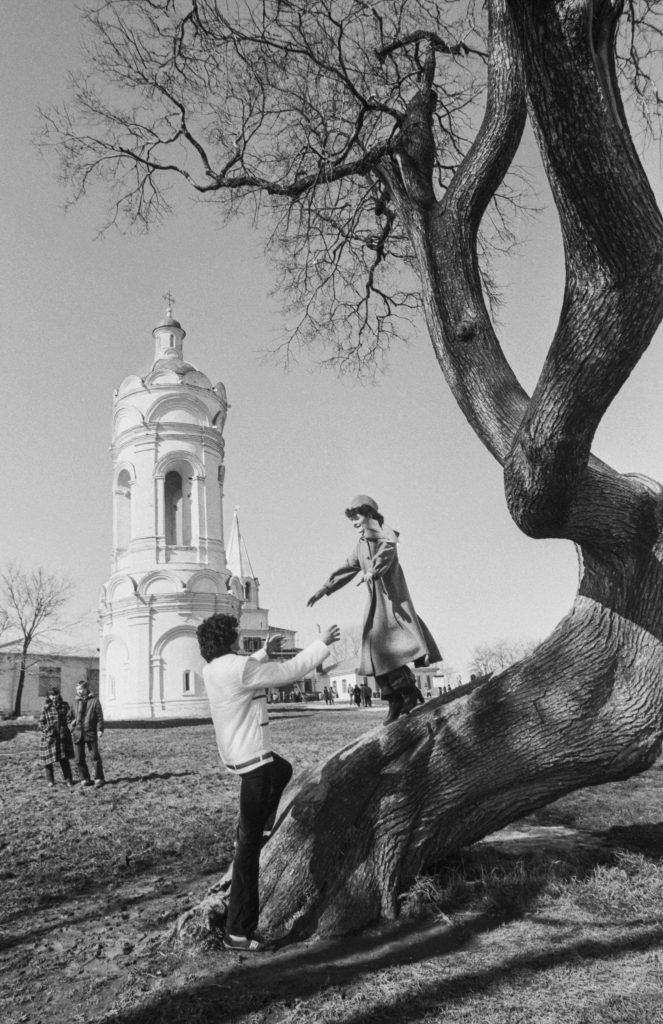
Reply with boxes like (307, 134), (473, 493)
(379, 0), (529, 469)
(503, 0), (663, 539)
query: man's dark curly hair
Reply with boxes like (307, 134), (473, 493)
(197, 614), (239, 662)
(345, 504), (384, 526)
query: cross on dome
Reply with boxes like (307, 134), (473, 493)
(162, 290), (176, 318)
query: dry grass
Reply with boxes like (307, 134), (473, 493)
(2, 709), (663, 1024)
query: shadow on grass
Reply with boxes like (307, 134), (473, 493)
(0, 883), (177, 953)
(267, 712), (314, 721)
(105, 719), (212, 730)
(0, 722), (37, 741)
(0, 857), (218, 940)
(104, 771), (196, 786)
(97, 910), (663, 1024)
(602, 822), (663, 857)
(95, 818), (663, 1024)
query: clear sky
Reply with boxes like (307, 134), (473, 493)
(2, 2), (662, 675)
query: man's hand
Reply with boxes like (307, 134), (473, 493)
(264, 634), (284, 657)
(306, 589), (326, 607)
(321, 624), (341, 647)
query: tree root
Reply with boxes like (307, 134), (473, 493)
(170, 866), (232, 948)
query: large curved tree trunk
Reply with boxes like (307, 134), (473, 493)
(259, 605), (663, 939)
(180, 0), (663, 943)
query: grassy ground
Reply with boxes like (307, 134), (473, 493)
(2, 707), (663, 1024)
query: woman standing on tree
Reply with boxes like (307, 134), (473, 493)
(307, 495), (441, 724)
(39, 687), (74, 788)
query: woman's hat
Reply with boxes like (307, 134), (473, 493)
(348, 494), (378, 511)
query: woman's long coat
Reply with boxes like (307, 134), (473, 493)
(320, 524), (441, 677)
(39, 699), (74, 767)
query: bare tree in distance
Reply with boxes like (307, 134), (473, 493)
(1, 565), (73, 718)
(469, 637), (538, 677)
(41, 1), (663, 942)
(329, 624), (363, 664)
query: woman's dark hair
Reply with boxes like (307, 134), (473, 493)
(345, 504), (384, 527)
(197, 614), (239, 662)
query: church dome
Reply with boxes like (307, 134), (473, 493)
(144, 357), (213, 389)
(150, 356), (197, 376)
(155, 314), (183, 331)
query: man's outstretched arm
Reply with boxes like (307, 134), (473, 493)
(242, 626), (340, 691)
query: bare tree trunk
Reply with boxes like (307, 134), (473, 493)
(12, 644), (30, 719)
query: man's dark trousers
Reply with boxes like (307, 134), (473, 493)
(75, 737), (105, 782)
(226, 753), (293, 938)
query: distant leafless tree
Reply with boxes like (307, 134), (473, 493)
(329, 624), (363, 664)
(0, 565), (73, 718)
(469, 637), (537, 677)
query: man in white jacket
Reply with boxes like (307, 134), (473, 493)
(197, 612), (339, 952)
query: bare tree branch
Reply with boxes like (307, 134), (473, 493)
(39, 0), (525, 371)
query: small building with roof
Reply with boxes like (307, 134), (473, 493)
(324, 658), (448, 703)
(0, 642), (99, 718)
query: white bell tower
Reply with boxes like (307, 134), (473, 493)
(99, 299), (239, 719)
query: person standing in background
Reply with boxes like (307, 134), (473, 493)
(69, 680), (105, 789)
(39, 687), (74, 788)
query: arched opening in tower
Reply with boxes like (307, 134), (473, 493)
(115, 469), (132, 550)
(164, 469), (192, 546)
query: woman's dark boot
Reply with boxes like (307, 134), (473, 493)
(383, 693), (404, 724)
(400, 685), (420, 715)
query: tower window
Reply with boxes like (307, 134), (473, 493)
(183, 670), (193, 694)
(244, 581), (252, 602)
(115, 469), (132, 550)
(165, 469), (192, 546)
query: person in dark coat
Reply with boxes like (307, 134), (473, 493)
(308, 494), (441, 724)
(39, 688), (74, 787)
(68, 680), (105, 788)
(353, 684), (362, 708)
